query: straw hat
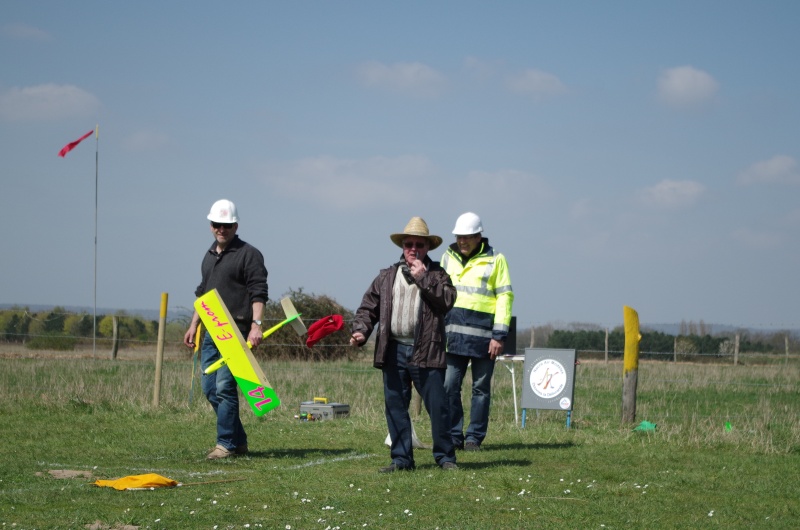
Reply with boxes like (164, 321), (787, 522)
(390, 217), (443, 250)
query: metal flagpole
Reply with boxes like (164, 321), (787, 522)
(93, 125), (99, 356)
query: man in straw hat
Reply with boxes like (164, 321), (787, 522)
(350, 217), (458, 472)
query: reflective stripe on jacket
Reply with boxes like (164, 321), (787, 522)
(442, 239), (513, 358)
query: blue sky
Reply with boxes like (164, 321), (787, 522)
(2, 1), (798, 331)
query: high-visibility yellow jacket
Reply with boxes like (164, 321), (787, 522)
(441, 239), (514, 358)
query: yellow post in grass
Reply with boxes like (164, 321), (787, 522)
(152, 293), (168, 407)
(622, 305), (641, 423)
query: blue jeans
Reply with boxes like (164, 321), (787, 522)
(445, 353), (495, 446)
(383, 342), (456, 468)
(201, 333), (247, 451)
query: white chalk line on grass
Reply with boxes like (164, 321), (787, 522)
(8, 454), (377, 496)
(36, 452), (378, 479)
(285, 452), (377, 469)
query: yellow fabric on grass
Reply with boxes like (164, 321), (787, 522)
(94, 473), (177, 490)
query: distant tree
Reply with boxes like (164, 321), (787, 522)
(0, 308), (32, 342)
(63, 313), (94, 337)
(28, 307), (67, 336)
(98, 313), (155, 344)
(719, 339), (735, 355)
(534, 324), (554, 348)
(253, 288), (354, 361)
(639, 330), (675, 354)
(98, 315), (115, 338)
(675, 336), (698, 354)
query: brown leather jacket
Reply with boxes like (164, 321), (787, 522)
(352, 256), (456, 369)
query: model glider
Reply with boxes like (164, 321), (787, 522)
(194, 289), (306, 416)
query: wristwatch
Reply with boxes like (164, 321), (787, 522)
(253, 319), (262, 326)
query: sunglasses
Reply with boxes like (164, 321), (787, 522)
(211, 222), (234, 229)
(403, 241), (427, 249)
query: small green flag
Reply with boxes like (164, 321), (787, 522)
(633, 420), (657, 432)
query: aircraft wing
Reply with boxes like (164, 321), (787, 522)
(194, 289), (280, 416)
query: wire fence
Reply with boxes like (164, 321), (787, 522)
(2, 304), (798, 368)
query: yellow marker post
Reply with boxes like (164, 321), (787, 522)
(622, 305), (641, 423)
(152, 292), (168, 407)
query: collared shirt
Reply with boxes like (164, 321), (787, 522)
(195, 235), (268, 325)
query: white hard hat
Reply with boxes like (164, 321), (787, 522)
(452, 212), (483, 235)
(207, 199), (239, 223)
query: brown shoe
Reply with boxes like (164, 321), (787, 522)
(207, 444), (234, 460)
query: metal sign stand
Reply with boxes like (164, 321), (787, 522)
(519, 348), (577, 428)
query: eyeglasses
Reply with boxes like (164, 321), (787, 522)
(403, 241), (427, 249)
(211, 222), (234, 229)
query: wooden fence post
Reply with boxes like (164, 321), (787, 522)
(110, 316), (119, 360)
(604, 328), (609, 364)
(152, 293), (168, 407)
(786, 335), (790, 365)
(734, 334), (739, 366)
(412, 391), (422, 417)
(622, 306), (641, 424)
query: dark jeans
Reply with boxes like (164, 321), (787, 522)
(201, 333), (247, 450)
(382, 341), (456, 468)
(445, 353), (496, 446)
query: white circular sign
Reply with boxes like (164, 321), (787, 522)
(529, 358), (567, 399)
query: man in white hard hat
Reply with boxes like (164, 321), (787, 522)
(442, 212), (514, 451)
(350, 217), (458, 472)
(183, 199), (268, 459)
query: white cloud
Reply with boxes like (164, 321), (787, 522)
(0, 84), (100, 121)
(356, 61), (447, 98)
(657, 66), (719, 107)
(506, 69), (566, 99)
(122, 130), (171, 152)
(2, 23), (51, 41)
(463, 56), (497, 80)
(637, 179), (705, 209)
(263, 155), (437, 209)
(730, 228), (781, 249)
(737, 155), (800, 185)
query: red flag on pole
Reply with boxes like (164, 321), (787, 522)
(58, 130), (94, 157)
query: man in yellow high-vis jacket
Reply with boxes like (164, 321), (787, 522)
(442, 212), (514, 451)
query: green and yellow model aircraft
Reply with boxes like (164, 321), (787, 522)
(194, 289), (306, 416)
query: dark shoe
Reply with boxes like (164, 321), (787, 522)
(234, 444), (248, 455)
(453, 441), (464, 451)
(379, 463), (414, 473)
(441, 462), (458, 470)
(465, 442), (481, 451)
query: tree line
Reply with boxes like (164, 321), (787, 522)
(2, 300), (793, 361)
(0, 289), (355, 360)
(543, 326), (786, 360)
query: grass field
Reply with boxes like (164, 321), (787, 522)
(1, 345), (798, 529)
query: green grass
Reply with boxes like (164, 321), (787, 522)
(0, 347), (798, 529)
